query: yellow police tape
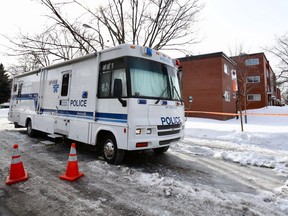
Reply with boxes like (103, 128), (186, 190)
(185, 111), (288, 116)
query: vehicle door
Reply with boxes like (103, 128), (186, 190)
(55, 71), (72, 135)
(97, 58), (128, 124)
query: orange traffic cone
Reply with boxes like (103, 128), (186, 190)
(6, 144), (29, 185)
(59, 143), (84, 181)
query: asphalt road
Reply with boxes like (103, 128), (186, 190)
(0, 126), (287, 216)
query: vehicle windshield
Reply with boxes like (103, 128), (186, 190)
(128, 57), (182, 101)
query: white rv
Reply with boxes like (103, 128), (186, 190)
(8, 44), (185, 164)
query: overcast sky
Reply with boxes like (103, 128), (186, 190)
(0, 0), (287, 71)
(194, 0), (288, 63)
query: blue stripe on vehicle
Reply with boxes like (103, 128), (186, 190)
(12, 93), (127, 123)
(41, 109), (94, 120)
(95, 112), (128, 123)
(41, 109), (127, 123)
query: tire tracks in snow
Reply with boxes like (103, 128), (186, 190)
(171, 150), (286, 193)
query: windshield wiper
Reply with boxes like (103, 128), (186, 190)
(155, 86), (169, 104)
(170, 77), (183, 105)
(172, 85), (183, 105)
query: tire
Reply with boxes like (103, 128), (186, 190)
(153, 146), (170, 154)
(26, 120), (37, 137)
(102, 134), (125, 165)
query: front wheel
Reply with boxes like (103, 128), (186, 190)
(102, 134), (125, 165)
(27, 120), (37, 137)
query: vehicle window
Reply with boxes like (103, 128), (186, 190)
(129, 57), (170, 98)
(13, 84), (17, 92)
(129, 57), (182, 101)
(17, 83), (23, 97)
(61, 73), (70, 96)
(98, 58), (127, 98)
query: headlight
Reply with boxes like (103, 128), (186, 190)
(136, 128), (141, 135)
(146, 128), (152, 134)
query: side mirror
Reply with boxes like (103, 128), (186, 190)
(113, 79), (123, 97)
(113, 79), (127, 107)
(188, 96), (193, 103)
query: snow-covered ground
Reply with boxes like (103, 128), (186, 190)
(1, 106), (288, 215)
(176, 106), (288, 174)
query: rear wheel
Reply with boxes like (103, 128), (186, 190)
(153, 146), (170, 154)
(27, 120), (37, 137)
(102, 134), (125, 165)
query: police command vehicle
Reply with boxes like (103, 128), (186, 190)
(8, 44), (185, 164)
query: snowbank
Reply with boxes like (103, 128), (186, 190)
(178, 106), (288, 174)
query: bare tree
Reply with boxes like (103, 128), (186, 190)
(232, 55), (258, 109)
(266, 33), (288, 86)
(4, 0), (203, 72)
(230, 45), (260, 124)
(39, 0), (98, 53)
(7, 55), (42, 76)
(264, 33), (288, 105)
(3, 22), (99, 73)
(231, 54), (249, 124)
(75, 0), (203, 50)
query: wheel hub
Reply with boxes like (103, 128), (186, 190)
(104, 141), (115, 160)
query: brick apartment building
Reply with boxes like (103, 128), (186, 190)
(179, 52), (237, 120)
(179, 52), (281, 120)
(231, 53), (279, 110)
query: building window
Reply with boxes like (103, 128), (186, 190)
(247, 76), (260, 83)
(224, 64), (230, 75)
(231, 69), (237, 80)
(247, 94), (261, 101)
(245, 58), (259, 66)
(224, 91), (231, 102)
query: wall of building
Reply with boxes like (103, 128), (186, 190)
(231, 53), (277, 110)
(180, 53), (236, 120)
(180, 52), (277, 121)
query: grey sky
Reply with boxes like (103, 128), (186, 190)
(0, 0), (287, 71)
